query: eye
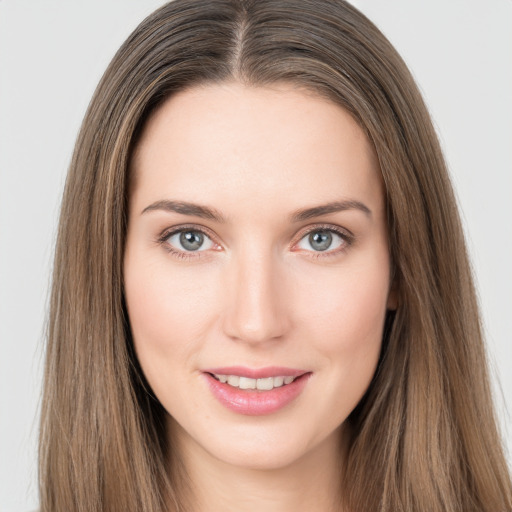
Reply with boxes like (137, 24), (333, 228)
(296, 228), (347, 253)
(165, 229), (214, 252)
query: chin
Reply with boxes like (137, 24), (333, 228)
(170, 413), (342, 473)
(213, 441), (308, 471)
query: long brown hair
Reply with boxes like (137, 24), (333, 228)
(39, 1), (512, 511)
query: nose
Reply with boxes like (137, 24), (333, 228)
(221, 249), (290, 345)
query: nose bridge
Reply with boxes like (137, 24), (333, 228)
(222, 243), (289, 344)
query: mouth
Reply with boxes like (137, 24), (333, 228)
(202, 367), (312, 416)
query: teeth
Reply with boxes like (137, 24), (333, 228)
(273, 376), (284, 387)
(256, 377), (273, 390)
(227, 375), (239, 387)
(239, 377), (256, 389)
(213, 374), (297, 390)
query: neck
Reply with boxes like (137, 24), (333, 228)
(169, 420), (347, 512)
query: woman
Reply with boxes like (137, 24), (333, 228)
(39, 1), (512, 511)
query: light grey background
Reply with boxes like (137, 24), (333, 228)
(1, 1), (510, 510)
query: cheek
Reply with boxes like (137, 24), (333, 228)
(123, 253), (219, 386)
(298, 258), (390, 351)
(294, 255), (390, 411)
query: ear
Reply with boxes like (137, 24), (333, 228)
(386, 276), (399, 311)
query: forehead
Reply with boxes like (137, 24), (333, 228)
(130, 81), (383, 218)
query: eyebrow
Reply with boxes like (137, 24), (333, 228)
(290, 200), (372, 222)
(141, 200), (226, 222)
(140, 198), (371, 222)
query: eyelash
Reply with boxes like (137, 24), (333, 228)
(298, 225), (354, 259)
(156, 224), (354, 261)
(156, 224), (218, 260)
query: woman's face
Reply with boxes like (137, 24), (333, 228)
(124, 82), (395, 470)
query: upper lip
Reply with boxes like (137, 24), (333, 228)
(203, 366), (308, 379)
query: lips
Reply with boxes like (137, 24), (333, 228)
(202, 366), (311, 416)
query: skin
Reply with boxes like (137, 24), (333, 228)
(124, 81), (396, 511)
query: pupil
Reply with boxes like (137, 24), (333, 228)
(309, 231), (332, 251)
(180, 231), (203, 251)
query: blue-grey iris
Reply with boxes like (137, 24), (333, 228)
(180, 231), (204, 251)
(309, 230), (332, 251)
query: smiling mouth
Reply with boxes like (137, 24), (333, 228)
(203, 370), (312, 415)
(208, 373), (298, 391)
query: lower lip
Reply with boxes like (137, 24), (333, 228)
(203, 373), (311, 416)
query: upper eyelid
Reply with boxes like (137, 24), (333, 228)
(293, 223), (354, 243)
(159, 224), (216, 241)
(159, 222), (351, 239)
